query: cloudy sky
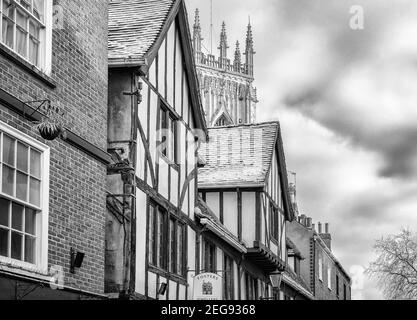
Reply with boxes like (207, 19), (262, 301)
(185, 0), (417, 299)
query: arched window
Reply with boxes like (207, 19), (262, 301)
(215, 115), (228, 127)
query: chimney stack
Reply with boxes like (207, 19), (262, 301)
(306, 217), (313, 229)
(319, 222), (332, 251)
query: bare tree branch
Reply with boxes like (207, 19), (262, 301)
(366, 228), (417, 300)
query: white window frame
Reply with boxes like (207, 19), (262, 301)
(327, 265), (332, 290)
(0, 120), (50, 275)
(318, 256), (323, 281)
(0, 0), (53, 74)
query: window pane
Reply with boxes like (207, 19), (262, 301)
(157, 210), (164, 268)
(33, 0), (44, 22)
(177, 225), (183, 275)
(2, 0), (14, 18)
(2, 165), (15, 196)
(168, 119), (175, 162)
(11, 232), (22, 260)
(0, 228), (9, 257)
(16, 28), (27, 57)
(24, 235), (35, 264)
(29, 177), (41, 206)
(29, 20), (39, 37)
(148, 205), (155, 265)
(169, 219), (175, 273)
(16, 9), (26, 28)
(0, 198), (9, 227)
(30, 149), (41, 178)
(2, 16), (14, 48)
(29, 36), (39, 65)
(12, 203), (24, 231)
(17, 142), (29, 172)
(160, 110), (167, 156)
(19, 0), (31, 11)
(25, 208), (36, 235)
(16, 171), (28, 201)
(3, 135), (15, 166)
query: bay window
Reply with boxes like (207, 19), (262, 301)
(0, 0), (52, 73)
(0, 121), (49, 273)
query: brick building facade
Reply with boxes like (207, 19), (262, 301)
(287, 216), (352, 300)
(0, 0), (109, 299)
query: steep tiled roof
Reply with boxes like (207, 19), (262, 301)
(108, 0), (176, 62)
(198, 122), (280, 188)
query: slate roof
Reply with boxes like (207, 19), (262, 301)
(198, 122), (282, 188)
(108, 0), (176, 63)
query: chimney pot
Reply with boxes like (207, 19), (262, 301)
(318, 222), (322, 234)
(325, 223), (330, 234)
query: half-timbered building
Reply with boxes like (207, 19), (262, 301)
(198, 122), (298, 299)
(106, 0), (207, 300)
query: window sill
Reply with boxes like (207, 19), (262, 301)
(0, 43), (56, 89)
(148, 265), (187, 285)
(0, 258), (49, 281)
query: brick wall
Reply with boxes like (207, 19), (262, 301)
(0, 0), (108, 295)
(313, 242), (351, 300)
(287, 221), (352, 300)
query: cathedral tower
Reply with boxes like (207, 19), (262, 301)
(192, 10), (258, 127)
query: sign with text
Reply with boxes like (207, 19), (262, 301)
(193, 273), (223, 300)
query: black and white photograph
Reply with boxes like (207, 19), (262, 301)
(0, 0), (416, 305)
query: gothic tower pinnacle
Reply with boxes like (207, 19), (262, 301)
(193, 9), (202, 58)
(234, 41), (241, 71)
(244, 22), (255, 77)
(218, 22), (229, 59)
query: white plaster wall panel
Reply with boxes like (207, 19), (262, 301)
(206, 192), (220, 220)
(169, 280), (177, 300)
(175, 28), (183, 114)
(242, 192), (256, 246)
(135, 188), (148, 295)
(158, 38), (166, 96)
(223, 192), (238, 237)
(159, 159), (169, 199)
(171, 169), (179, 207)
(148, 272), (157, 299)
(166, 22), (175, 107)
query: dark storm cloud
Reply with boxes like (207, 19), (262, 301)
(276, 0), (417, 179)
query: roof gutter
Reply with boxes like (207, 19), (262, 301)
(282, 273), (315, 300)
(199, 183), (265, 190)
